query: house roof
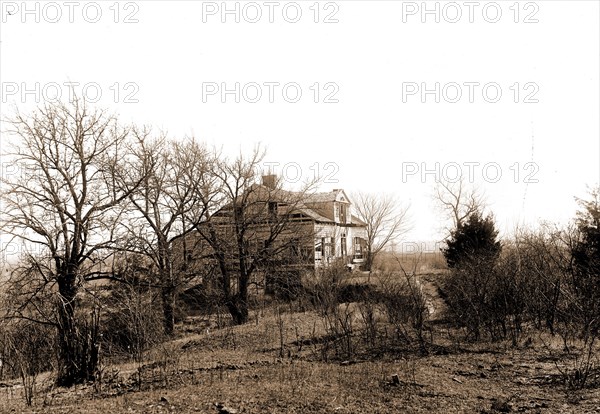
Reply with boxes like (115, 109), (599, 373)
(210, 184), (365, 227)
(305, 191), (338, 203)
(351, 214), (367, 227)
(249, 184), (296, 200)
(296, 207), (335, 223)
(305, 189), (350, 204)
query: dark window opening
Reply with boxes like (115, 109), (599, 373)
(339, 204), (347, 223)
(268, 202), (277, 214)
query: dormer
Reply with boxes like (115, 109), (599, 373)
(303, 189), (354, 225)
(332, 189), (351, 224)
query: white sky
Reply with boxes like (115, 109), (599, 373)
(0, 0), (599, 249)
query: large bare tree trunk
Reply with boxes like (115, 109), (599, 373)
(365, 252), (374, 273)
(227, 272), (249, 325)
(55, 266), (99, 386)
(161, 284), (176, 335)
(56, 276), (79, 387)
(159, 244), (177, 336)
(226, 298), (248, 325)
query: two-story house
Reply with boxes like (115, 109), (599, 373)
(255, 175), (368, 268)
(176, 175), (367, 272)
(173, 175), (368, 304)
(173, 176), (369, 310)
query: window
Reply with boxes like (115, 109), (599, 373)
(339, 203), (347, 223)
(341, 234), (347, 257)
(288, 239), (300, 259)
(315, 238), (323, 261)
(318, 237), (335, 258)
(268, 202), (278, 221)
(354, 237), (363, 259)
(264, 239), (274, 255)
(268, 202), (277, 214)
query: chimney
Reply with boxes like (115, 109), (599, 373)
(262, 174), (276, 189)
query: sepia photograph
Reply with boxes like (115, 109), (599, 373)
(0, 1), (599, 412)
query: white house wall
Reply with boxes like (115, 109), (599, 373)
(314, 222), (367, 266)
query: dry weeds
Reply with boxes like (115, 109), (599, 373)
(1, 272), (600, 413)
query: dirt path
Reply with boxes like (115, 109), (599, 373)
(417, 272), (450, 322)
(347, 270), (450, 322)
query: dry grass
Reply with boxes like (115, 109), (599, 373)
(2, 272), (600, 413)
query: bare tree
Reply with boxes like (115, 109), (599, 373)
(119, 134), (215, 335)
(511, 223), (570, 335)
(0, 99), (140, 386)
(190, 145), (318, 324)
(352, 192), (411, 272)
(434, 177), (485, 232)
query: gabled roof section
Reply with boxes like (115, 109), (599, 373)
(209, 181), (365, 228)
(248, 183), (297, 202)
(305, 189), (351, 204)
(351, 214), (367, 227)
(296, 207), (335, 223)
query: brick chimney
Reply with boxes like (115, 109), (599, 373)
(262, 174), (276, 189)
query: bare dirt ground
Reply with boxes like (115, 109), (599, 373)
(2, 272), (600, 413)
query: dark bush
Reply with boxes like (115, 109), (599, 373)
(0, 320), (54, 380)
(266, 270), (303, 300)
(441, 211), (502, 341)
(442, 211), (501, 269)
(100, 283), (164, 361)
(337, 283), (376, 303)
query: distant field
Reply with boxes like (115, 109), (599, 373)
(372, 251), (447, 274)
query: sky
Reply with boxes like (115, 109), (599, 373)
(0, 0), (599, 252)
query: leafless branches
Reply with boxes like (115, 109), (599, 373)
(434, 177), (485, 232)
(189, 144), (320, 324)
(0, 98), (140, 386)
(352, 192), (411, 271)
(115, 133), (215, 334)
